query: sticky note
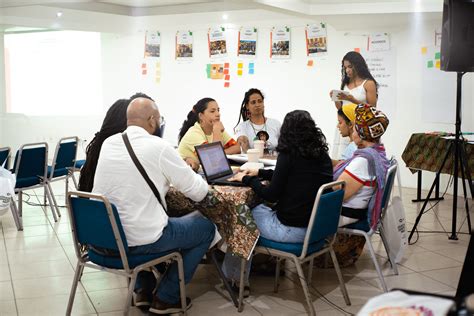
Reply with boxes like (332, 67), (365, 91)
(237, 69), (243, 76)
(224, 63), (230, 68)
(354, 48), (360, 53)
(421, 47), (427, 55)
(155, 77), (160, 83)
(225, 74), (230, 80)
(435, 52), (441, 60)
(142, 69), (147, 75)
(249, 68), (255, 75)
(223, 68), (229, 75)
(249, 62), (254, 69)
(307, 60), (314, 67)
(427, 60), (434, 68)
(141, 63), (147, 68)
(206, 64), (211, 78)
(436, 60), (441, 69)
(224, 82), (230, 88)
(238, 62), (243, 69)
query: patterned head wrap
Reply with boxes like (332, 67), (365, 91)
(341, 103), (357, 123)
(354, 104), (389, 141)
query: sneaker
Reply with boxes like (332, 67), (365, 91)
(133, 289), (152, 307)
(149, 296), (192, 314)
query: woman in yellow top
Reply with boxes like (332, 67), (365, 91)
(178, 97), (240, 170)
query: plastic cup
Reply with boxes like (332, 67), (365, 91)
(253, 140), (265, 158)
(247, 149), (260, 163)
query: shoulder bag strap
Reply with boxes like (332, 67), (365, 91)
(122, 132), (166, 212)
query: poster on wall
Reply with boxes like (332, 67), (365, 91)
(362, 49), (397, 119)
(305, 23), (327, 56)
(208, 27), (227, 58)
(144, 31), (160, 58)
(238, 27), (257, 58)
(270, 26), (290, 59)
(176, 30), (193, 60)
(367, 33), (390, 52)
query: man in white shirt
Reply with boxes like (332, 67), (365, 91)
(93, 97), (214, 314)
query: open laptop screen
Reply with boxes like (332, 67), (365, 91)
(195, 142), (233, 180)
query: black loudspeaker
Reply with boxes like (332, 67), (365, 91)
(440, 0), (474, 72)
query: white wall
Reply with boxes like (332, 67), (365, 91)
(1, 12), (473, 189)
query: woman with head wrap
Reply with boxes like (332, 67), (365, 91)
(333, 103), (357, 166)
(334, 104), (390, 228)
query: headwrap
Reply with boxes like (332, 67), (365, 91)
(341, 103), (357, 123)
(354, 104), (389, 141)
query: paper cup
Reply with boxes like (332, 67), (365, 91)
(247, 149), (260, 163)
(253, 140), (265, 158)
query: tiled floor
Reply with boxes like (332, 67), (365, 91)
(0, 183), (471, 315)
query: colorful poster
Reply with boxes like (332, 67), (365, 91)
(176, 30), (193, 60)
(238, 27), (257, 58)
(208, 27), (227, 58)
(210, 64), (224, 79)
(367, 33), (390, 52)
(305, 23), (327, 56)
(270, 26), (290, 59)
(144, 31), (160, 58)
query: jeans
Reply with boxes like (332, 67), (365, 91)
(129, 211), (215, 304)
(222, 203), (307, 283)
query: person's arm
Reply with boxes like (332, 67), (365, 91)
(258, 168), (273, 180)
(337, 171), (364, 201)
(221, 130), (241, 154)
(363, 80), (378, 106)
(237, 135), (249, 153)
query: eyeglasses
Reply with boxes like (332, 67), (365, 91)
(150, 115), (165, 127)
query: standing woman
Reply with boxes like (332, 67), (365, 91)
(332, 51), (378, 110)
(234, 88), (281, 153)
(178, 97), (240, 170)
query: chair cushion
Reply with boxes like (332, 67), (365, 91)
(343, 220), (370, 232)
(257, 237), (325, 256)
(47, 166), (69, 178)
(15, 177), (40, 189)
(75, 160), (86, 169)
(88, 249), (174, 269)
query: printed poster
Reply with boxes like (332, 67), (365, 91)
(367, 33), (390, 52)
(306, 23), (327, 56)
(270, 26), (290, 59)
(208, 27), (227, 58)
(238, 27), (257, 58)
(176, 30), (193, 60)
(144, 31), (160, 58)
(210, 64), (224, 79)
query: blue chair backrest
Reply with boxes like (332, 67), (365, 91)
(69, 196), (129, 252)
(51, 138), (78, 177)
(0, 147), (9, 168)
(381, 162), (398, 211)
(307, 182), (345, 246)
(13, 144), (47, 188)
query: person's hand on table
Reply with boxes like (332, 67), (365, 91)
(239, 168), (258, 177)
(228, 171), (248, 182)
(185, 157), (199, 172)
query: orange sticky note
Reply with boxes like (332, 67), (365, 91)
(224, 63), (230, 68)
(307, 60), (314, 67)
(225, 74), (230, 80)
(237, 69), (243, 76)
(421, 47), (427, 55)
(223, 69), (229, 75)
(141, 63), (146, 69)
(142, 69), (147, 75)
(435, 60), (441, 69)
(224, 82), (230, 88)
(354, 48), (360, 53)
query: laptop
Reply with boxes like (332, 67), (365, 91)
(195, 142), (247, 187)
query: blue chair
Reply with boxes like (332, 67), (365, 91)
(10, 142), (58, 230)
(0, 146), (10, 169)
(46, 137), (78, 216)
(254, 181), (350, 316)
(66, 191), (187, 315)
(338, 160), (399, 292)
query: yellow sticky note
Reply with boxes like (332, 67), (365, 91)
(238, 62), (243, 69)
(237, 69), (243, 76)
(421, 47), (427, 55)
(435, 60), (441, 69)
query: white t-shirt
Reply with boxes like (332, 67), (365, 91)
(93, 126), (208, 247)
(234, 118), (281, 150)
(342, 80), (368, 105)
(342, 157), (376, 209)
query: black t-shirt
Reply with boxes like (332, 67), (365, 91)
(242, 151), (333, 227)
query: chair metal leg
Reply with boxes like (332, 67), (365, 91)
(329, 247), (351, 306)
(66, 261), (85, 316)
(238, 258), (246, 312)
(176, 254), (187, 315)
(274, 258), (281, 293)
(124, 272), (137, 315)
(365, 235), (388, 292)
(44, 185), (58, 222)
(379, 226), (399, 275)
(71, 172), (79, 190)
(47, 182), (61, 218)
(307, 258), (314, 286)
(18, 191), (23, 217)
(294, 257), (316, 316)
(10, 198), (23, 231)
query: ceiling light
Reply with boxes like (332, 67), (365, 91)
(56, 11), (63, 18)
(222, 14), (228, 20)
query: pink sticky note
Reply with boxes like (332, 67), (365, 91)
(224, 82), (230, 88)
(223, 69), (229, 75)
(354, 48), (360, 53)
(142, 69), (147, 75)
(141, 63), (146, 69)
(225, 75), (230, 80)
(224, 63), (230, 68)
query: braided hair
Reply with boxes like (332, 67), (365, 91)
(340, 51), (378, 91)
(178, 97), (215, 143)
(234, 88), (264, 129)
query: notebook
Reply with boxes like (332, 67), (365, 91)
(194, 142), (247, 187)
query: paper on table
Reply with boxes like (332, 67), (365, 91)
(226, 154), (277, 166)
(330, 89), (349, 101)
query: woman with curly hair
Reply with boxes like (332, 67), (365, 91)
(222, 110), (333, 294)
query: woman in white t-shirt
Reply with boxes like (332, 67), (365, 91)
(334, 104), (390, 228)
(234, 88), (281, 153)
